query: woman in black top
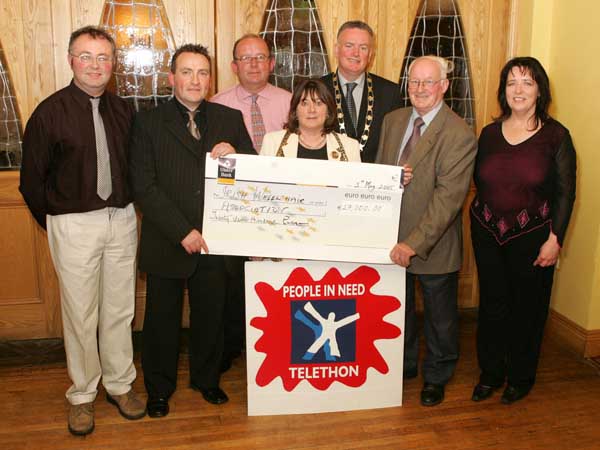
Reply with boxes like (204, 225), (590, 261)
(470, 57), (576, 404)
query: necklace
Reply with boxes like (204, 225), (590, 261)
(275, 130), (348, 161)
(333, 71), (374, 153)
(298, 134), (326, 149)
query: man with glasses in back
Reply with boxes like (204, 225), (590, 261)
(19, 26), (145, 436)
(376, 55), (477, 407)
(211, 34), (291, 372)
(212, 34), (291, 154)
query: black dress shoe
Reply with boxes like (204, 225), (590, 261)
(190, 384), (229, 405)
(471, 383), (500, 402)
(420, 383), (445, 406)
(501, 385), (530, 404)
(147, 397), (169, 418)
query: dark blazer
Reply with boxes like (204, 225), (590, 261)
(376, 103), (477, 274)
(321, 71), (401, 163)
(129, 99), (255, 278)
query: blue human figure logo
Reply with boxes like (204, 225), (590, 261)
(294, 302), (360, 361)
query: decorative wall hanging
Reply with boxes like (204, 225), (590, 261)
(100, 0), (176, 111)
(260, 0), (330, 93)
(0, 42), (22, 169)
(399, 0), (475, 128)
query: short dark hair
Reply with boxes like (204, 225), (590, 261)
(68, 26), (116, 55)
(337, 20), (374, 38)
(496, 56), (551, 129)
(170, 44), (211, 73)
(232, 34), (271, 60)
(285, 79), (337, 135)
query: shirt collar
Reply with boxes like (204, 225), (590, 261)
(173, 96), (207, 123)
(411, 100), (444, 127)
(235, 83), (274, 101)
(68, 80), (107, 109)
(337, 70), (366, 89)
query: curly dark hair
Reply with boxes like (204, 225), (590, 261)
(285, 79), (337, 135)
(496, 56), (551, 129)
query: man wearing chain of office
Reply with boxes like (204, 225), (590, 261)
(321, 20), (401, 163)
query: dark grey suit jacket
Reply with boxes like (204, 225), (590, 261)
(376, 103), (477, 274)
(129, 99), (255, 278)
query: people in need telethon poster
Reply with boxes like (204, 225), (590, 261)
(245, 261), (406, 415)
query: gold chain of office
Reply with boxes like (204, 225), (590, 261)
(332, 71), (374, 153)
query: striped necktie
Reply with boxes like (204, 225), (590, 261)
(345, 82), (358, 132)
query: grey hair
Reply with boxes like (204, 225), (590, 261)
(408, 55), (454, 79)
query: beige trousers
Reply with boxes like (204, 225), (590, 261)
(47, 204), (138, 405)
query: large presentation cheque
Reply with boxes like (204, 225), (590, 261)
(202, 154), (404, 263)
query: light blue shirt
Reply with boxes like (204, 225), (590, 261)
(337, 71), (366, 115)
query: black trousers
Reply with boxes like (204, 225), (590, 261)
(142, 255), (227, 398)
(223, 256), (246, 360)
(471, 217), (555, 389)
(404, 271), (459, 385)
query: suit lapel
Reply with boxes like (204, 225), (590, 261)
(163, 100), (202, 158)
(385, 109), (411, 165)
(282, 132), (299, 158)
(407, 103), (450, 168)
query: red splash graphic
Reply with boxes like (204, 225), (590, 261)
(250, 266), (401, 391)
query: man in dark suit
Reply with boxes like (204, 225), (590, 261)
(129, 44), (255, 418)
(377, 56), (477, 407)
(321, 21), (401, 163)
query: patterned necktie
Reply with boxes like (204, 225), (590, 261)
(187, 110), (201, 140)
(90, 98), (112, 200)
(250, 94), (266, 151)
(345, 82), (358, 132)
(398, 116), (425, 165)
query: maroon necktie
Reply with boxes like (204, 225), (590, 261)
(398, 116), (424, 165)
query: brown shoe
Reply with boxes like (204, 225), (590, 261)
(68, 402), (94, 436)
(107, 389), (146, 420)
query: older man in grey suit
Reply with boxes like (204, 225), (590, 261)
(376, 55), (477, 406)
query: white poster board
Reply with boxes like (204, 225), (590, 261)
(245, 260), (405, 416)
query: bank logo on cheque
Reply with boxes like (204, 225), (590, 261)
(250, 266), (401, 391)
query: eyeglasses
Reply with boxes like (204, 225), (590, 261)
(407, 79), (441, 89)
(234, 54), (270, 64)
(69, 52), (112, 65)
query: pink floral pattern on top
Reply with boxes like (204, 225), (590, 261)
(539, 201), (550, 219)
(517, 209), (530, 228)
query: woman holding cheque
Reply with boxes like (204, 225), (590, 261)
(261, 78), (413, 182)
(260, 79), (360, 161)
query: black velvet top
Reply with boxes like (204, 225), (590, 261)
(470, 118), (576, 246)
(297, 143), (328, 160)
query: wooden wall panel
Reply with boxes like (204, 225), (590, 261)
(0, 0), (28, 120)
(51, 0), (74, 92)
(0, 208), (39, 305)
(0, 0), (512, 339)
(22, 1), (54, 115)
